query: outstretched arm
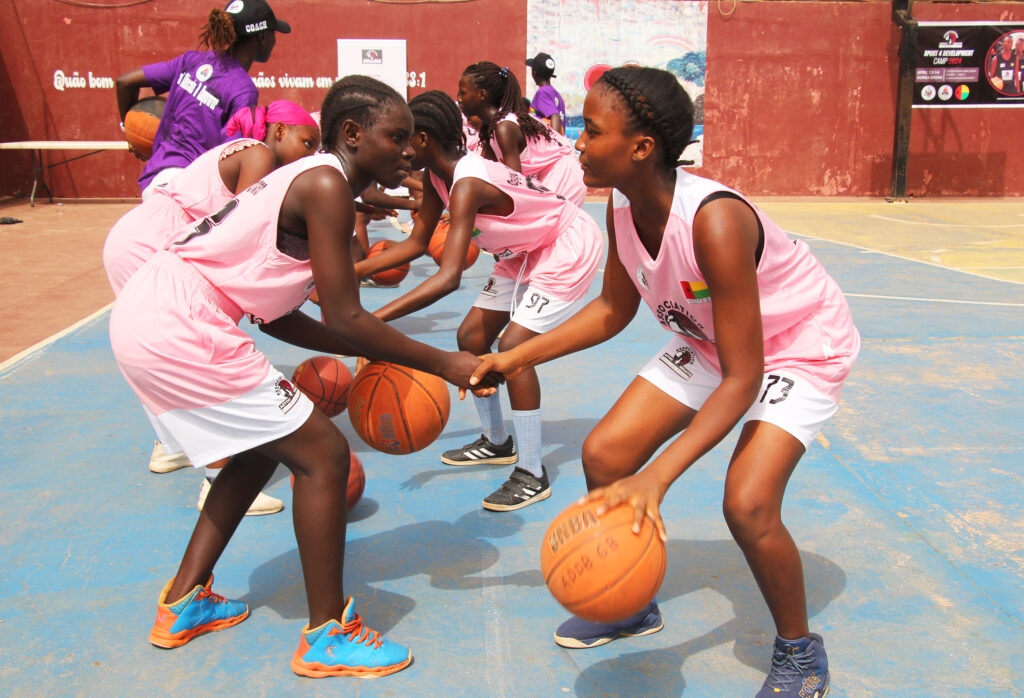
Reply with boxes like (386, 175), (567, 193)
(353, 174), (444, 279)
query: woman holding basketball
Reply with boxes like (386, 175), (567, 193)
(109, 76), (495, 678)
(115, 0), (288, 199)
(367, 90), (603, 512)
(104, 98), (319, 514)
(470, 67), (859, 697)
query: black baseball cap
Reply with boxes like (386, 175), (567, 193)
(225, 0), (291, 37)
(526, 52), (557, 78)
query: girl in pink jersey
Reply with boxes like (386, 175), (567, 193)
(109, 76), (497, 679)
(103, 99), (318, 516)
(366, 90), (603, 512)
(471, 67), (859, 698)
(458, 61), (586, 206)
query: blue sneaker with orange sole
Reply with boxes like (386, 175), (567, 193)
(148, 575), (249, 648)
(755, 633), (830, 697)
(291, 596), (412, 678)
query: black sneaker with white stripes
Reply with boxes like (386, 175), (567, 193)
(482, 466), (550, 512)
(440, 434), (518, 466)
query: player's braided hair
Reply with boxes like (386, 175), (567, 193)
(409, 90), (466, 154)
(319, 75), (406, 154)
(462, 61), (553, 147)
(598, 66), (694, 169)
(197, 8), (237, 53)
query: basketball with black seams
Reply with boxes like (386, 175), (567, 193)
(124, 96), (166, 159)
(348, 361), (450, 454)
(291, 356), (352, 418)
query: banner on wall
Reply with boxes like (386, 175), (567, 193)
(527, 0), (707, 165)
(337, 39), (408, 100)
(914, 22), (1024, 108)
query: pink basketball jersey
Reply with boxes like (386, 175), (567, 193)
(103, 138), (264, 295)
(613, 169), (860, 401)
(427, 151), (581, 261)
(169, 152), (344, 325)
(489, 113), (585, 205)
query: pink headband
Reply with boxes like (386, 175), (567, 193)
(225, 100), (319, 141)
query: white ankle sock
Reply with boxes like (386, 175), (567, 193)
(512, 408), (543, 478)
(474, 392), (509, 445)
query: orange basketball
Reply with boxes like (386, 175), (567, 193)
(292, 356), (352, 418)
(123, 96), (166, 159)
(540, 496), (666, 623)
(347, 361), (450, 454)
(428, 222), (480, 270)
(366, 239), (409, 286)
(290, 451), (364, 509)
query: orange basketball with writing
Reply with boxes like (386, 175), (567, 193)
(540, 495), (666, 623)
(347, 361), (450, 454)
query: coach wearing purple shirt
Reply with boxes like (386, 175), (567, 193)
(116, 0), (290, 199)
(526, 52), (566, 135)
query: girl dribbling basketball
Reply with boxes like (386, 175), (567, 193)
(471, 67), (859, 698)
(109, 76), (496, 679)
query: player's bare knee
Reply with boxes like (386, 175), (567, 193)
(722, 489), (780, 544)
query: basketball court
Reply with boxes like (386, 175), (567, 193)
(0, 198), (1022, 695)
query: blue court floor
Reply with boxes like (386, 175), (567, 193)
(1, 202), (1022, 696)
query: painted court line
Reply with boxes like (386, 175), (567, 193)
(845, 292), (1024, 308)
(788, 230), (1024, 286)
(869, 214), (1024, 228)
(0, 303), (112, 376)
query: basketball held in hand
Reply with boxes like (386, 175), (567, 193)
(124, 96), (166, 159)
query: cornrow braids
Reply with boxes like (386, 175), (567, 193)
(197, 8), (237, 53)
(409, 90), (466, 154)
(319, 75), (406, 154)
(598, 66), (695, 170)
(462, 61), (553, 147)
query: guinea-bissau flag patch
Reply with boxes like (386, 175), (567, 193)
(681, 280), (710, 302)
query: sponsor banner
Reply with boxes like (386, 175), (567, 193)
(914, 22), (1024, 108)
(337, 39), (408, 100)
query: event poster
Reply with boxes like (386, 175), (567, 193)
(527, 0), (707, 165)
(337, 39), (408, 100)
(914, 22), (1024, 108)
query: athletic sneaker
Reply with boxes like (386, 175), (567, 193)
(482, 466), (550, 511)
(359, 277), (398, 289)
(148, 440), (191, 473)
(755, 633), (830, 698)
(197, 478), (284, 516)
(553, 601), (663, 649)
(291, 596), (412, 678)
(441, 434), (518, 466)
(148, 575), (249, 648)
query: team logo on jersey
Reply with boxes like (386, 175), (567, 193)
(636, 266), (649, 291)
(495, 249), (517, 260)
(680, 280), (710, 303)
(660, 344), (695, 380)
(275, 377), (300, 413)
(196, 64), (214, 82)
(656, 299), (709, 340)
(480, 278), (498, 296)
(507, 171), (523, 187)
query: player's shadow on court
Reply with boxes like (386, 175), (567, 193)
(242, 510), (543, 633)
(399, 417), (598, 491)
(571, 539), (846, 698)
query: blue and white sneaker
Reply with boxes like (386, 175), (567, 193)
(291, 597), (412, 678)
(755, 633), (830, 697)
(553, 601), (663, 649)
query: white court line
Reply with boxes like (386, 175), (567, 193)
(869, 214), (1024, 228)
(788, 230), (1024, 286)
(846, 293), (1024, 308)
(0, 302), (113, 376)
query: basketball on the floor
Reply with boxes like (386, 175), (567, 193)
(427, 220), (480, 269)
(540, 495), (666, 623)
(347, 361), (450, 454)
(290, 451), (365, 509)
(291, 355), (352, 418)
(123, 96), (166, 159)
(366, 239), (409, 286)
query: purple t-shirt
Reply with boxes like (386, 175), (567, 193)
(530, 85), (566, 123)
(139, 50), (258, 191)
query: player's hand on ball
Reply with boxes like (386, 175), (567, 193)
(587, 471), (668, 543)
